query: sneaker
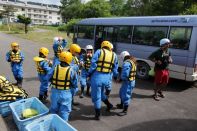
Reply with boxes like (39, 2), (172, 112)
(117, 111), (127, 116)
(158, 91), (165, 98)
(153, 95), (160, 101)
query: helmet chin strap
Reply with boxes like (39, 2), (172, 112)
(60, 62), (69, 67)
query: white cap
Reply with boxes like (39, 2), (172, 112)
(120, 51), (130, 60)
(86, 45), (93, 50)
(160, 38), (170, 46)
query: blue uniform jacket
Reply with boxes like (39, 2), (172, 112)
(121, 61), (132, 81)
(53, 39), (67, 54)
(6, 51), (25, 71)
(88, 49), (119, 77)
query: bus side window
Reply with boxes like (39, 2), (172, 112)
(169, 27), (192, 50)
(78, 26), (94, 39)
(132, 26), (168, 47)
(117, 26), (132, 43)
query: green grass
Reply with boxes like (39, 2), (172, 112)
(12, 30), (73, 47)
(0, 23), (33, 32)
(34, 25), (59, 31)
(1, 23), (73, 46)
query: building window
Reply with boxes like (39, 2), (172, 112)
(49, 11), (52, 14)
(117, 26), (132, 43)
(57, 17), (60, 20)
(133, 26), (168, 46)
(22, 8), (25, 11)
(28, 9), (31, 12)
(78, 26), (94, 39)
(49, 16), (52, 19)
(169, 27), (192, 50)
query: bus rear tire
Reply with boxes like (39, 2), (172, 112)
(136, 61), (150, 80)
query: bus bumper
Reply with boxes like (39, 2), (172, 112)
(186, 73), (197, 82)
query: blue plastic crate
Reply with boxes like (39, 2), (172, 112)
(0, 99), (21, 117)
(0, 101), (11, 117)
(9, 97), (49, 131)
(25, 114), (78, 131)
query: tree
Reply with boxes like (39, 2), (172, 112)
(109, 0), (125, 16)
(17, 15), (31, 34)
(59, 0), (83, 22)
(152, 0), (184, 15)
(0, 5), (16, 31)
(122, 0), (155, 16)
(81, 0), (111, 18)
(58, 18), (80, 33)
(182, 3), (197, 14)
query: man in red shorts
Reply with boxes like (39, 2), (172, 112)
(149, 38), (173, 101)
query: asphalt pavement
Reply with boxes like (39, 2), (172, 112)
(0, 32), (197, 131)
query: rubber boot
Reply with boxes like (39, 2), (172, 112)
(103, 99), (113, 112)
(117, 105), (128, 116)
(17, 78), (23, 88)
(43, 91), (48, 100)
(72, 99), (80, 111)
(79, 86), (84, 98)
(95, 109), (100, 120)
(116, 101), (123, 109)
(86, 85), (90, 96)
(105, 89), (111, 97)
(39, 94), (44, 101)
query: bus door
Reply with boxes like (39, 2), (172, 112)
(94, 26), (118, 51)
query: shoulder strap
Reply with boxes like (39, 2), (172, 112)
(55, 65), (59, 89)
(100, 49), (106, 72)
(64, 67), (71, 89)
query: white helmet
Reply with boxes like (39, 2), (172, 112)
(120, 51), (130, 60)
(160, 38), (170, 46)
(86, 45), (93, 50)
(111, 43), (113, 50)
(54, 37), (63, 42)
(54, 37), (59, 42)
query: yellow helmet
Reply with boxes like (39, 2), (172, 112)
(70, 44), (81, 54)
(59, 51), (73, 64)
(39, 47), (49, 57)
(11, 42), (19, 48)
(101, 41), (112, 49)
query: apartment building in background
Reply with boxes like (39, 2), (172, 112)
(0, 0), (62, 25)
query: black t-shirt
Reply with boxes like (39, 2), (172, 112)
(149, 48), (171, 70)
